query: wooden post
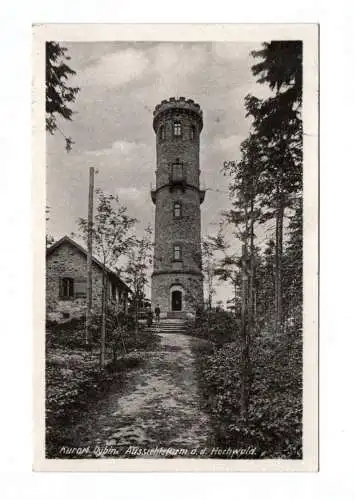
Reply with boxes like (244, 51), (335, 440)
(85, 167), (94, 345)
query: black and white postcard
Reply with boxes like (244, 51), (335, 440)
(33, 23), (318, 472)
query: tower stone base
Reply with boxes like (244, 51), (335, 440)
(151, 272), (203, 318)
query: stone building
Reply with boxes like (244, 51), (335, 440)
(151, 97), (205, 318)
(46, 236), (130, 322)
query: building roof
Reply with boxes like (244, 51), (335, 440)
(46, 235), (131, 293)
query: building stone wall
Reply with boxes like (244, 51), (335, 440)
(153, 187), (202, 274)
(151, 97), (204, 316)
(155, 112), (201, 189)
(151, 272), (203, 318)
(46, 241), (127, 322)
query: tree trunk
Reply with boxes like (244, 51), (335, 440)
(135, 291), (139, 336)
(234, 279), (238, 318)
(248, 198), (255, 336)
(240, 277), (249, 422)
(85, 167), (94, 345)
(240, 243), (250, 423)
(100, 270), (107, 369)
(120, 325), (127, 354)
(113, 341), (118, 364)
(275, 191), (284, 334)
(243, 202), (255, 419)
(254, 289), (257, 319)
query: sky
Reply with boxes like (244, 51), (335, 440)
(46, 41), (271, 305)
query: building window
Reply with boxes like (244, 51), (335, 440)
(59, 277), (74, 299)
(173, 245), (182, 261)
(173, 121), (182, 137)
(190, 125), (196, 140)
(159, 125), (165, 140)
(173, 202), (182, 218)
(172, 160), (184, 181)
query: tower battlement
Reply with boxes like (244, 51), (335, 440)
(153, 97), (203, 132)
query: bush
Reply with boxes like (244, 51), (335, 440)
(192, 316), (303, 459)
(46, 317), (87, 348)
(187, 310), (240, 345)
(46, 357), (125, 458)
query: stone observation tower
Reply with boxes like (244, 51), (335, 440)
(151, 97), (205, 318)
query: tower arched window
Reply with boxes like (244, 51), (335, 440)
(173, 121), (182, 137)
(173, 201), (182, 218)
(190, 125), (196, 140)
(159, 125), (165, 140)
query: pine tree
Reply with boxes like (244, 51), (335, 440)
(245, 41), (303, 333)
(46, 42), (80, 151)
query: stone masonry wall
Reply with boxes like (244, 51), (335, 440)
(151, 98), (204, 316)
(151, 272), (203, 317)
(155, 110), (201, 189)
(46, 242), (125, 322)
(153, 186), (202, 274)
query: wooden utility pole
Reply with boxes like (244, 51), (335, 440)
(85, 167), (94, 345)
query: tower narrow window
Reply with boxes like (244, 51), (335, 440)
(172, 160), (184, 181)
(190, 125), (196, 140)
(173, 201), (182, 218)
(159, 125), (165, 140)
(173, 121), (182, 137)
(173, 245), (182, 261)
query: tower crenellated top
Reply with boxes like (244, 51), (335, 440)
(153, 97), (203, 132)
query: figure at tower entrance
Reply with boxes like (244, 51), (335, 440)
(151, 97), (205, 318)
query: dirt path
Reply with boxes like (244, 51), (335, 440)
(63, 332), (212, 457)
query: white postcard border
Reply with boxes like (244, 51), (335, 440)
(33, 23), (319, 472)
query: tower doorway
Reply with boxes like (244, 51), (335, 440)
(171, 290), (182, 311)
